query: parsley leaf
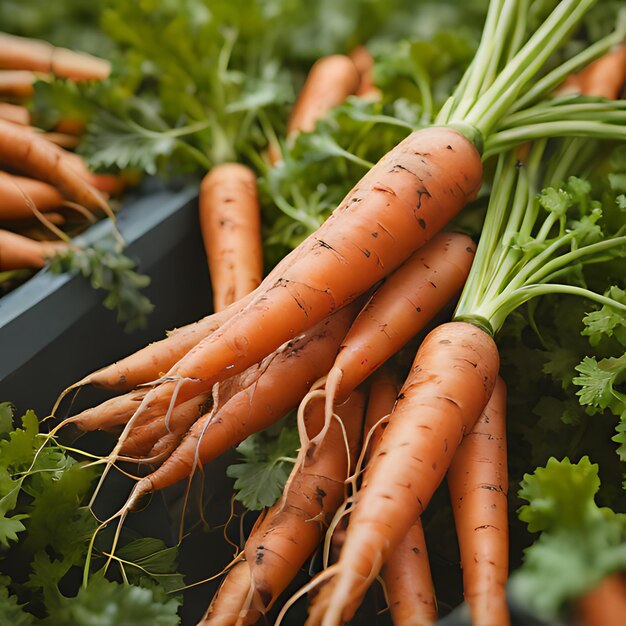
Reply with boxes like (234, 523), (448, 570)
(227, 418), (299, 510)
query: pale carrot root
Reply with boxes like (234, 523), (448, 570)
(306, 321), (499, 625)
(0, 229), (67, 270)
(200, 163), (263, 312)
(448, 377), (509, 626)
(0, 102), (30, 125)
(0, 33), (111, 80)
(0, 69), (39, 98)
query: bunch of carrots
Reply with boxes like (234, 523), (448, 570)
(0, 33), (128, 274)
(37, 0), (626, 624)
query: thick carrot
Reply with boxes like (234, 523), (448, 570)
(578, 573), (626, 626)
(0, 102), (30, 125)
(0, 70), (38, 98)
(305, 321), (499, 625)
(0, 118), (111, 214)
(0, 33), (111, 80)
(0, 172), (64, 220)
(199, 163), (263, 312)
(128, 127), (482, 425)
(349, 46), (381, 100)
(0, 229), (67, 270)
(200, 391), (365, 625)
(287, 55), (360, 136)
(362, 368), (438, 626)
(125, 302), (360, 494)
(447, 377), (509, 626)
(322, 232), (476, 419)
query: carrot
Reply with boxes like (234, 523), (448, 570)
(578, 573), (626, 626)
(200, 391), (365, 625)
(0, 33), (111, 80)
(125, 301), (361, 494)
(43, 131), (80, 149)
(0, 102), (30, 125)
(384, 519), (437, 626)
(577, 42), (626, 100)
(63, 152), (129, 196)
(0, 118), (112, 215)
(122, 126), (482, 426)
(0, 70), (38, 98)
(360, 368), (438, 626)
(305, 321), (499, 625)
(321, 232), (476, 421)
(0, 229), (67, 270)
(349, 46), (381, 100)
(0, 172), (64, 220)
(287, 55), (360, 137)
(54, 118), (85, 136)
(447, 377), (509, 626)
(199, 163), (263, 312)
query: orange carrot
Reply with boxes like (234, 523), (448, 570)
(124, 127), (482, 427)
(579, 572), (626, 626)
(0, 229), (67, 270)
(287, 55), (360, 137)
(0, 102), (30, 125)
(0, 33), (111, 80)
(349, 46), (381, 100)
(199, 163), (263, 312)
(305, 321), (499, 625)
(125, 302), (360, 495)
(54, 118), (85, 135)
(577, 42), (626, 99)
(43, 131), (80, 149)
(0, 172), (64, 220)
(384, 520), (437, 626)
(0, 118), (111, 214)
(447, 377), (509, 626)
(0, 69), (38, 98)
(200, 391), (365, 625)
(321, 232), (476, 422)
(63, 151), (129, 196)
(361, 368), (438, 626)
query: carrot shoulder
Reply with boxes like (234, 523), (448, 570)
(199, 163), (263, 312)
(306, 321), (499, 625)
(447, 377), (510, 626)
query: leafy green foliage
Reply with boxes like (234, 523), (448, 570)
(48, 242), (153, 332)
(0, 404), (182, 624)
(510, 457), (626, 618)
(227, 417), (299, 510)
(43, 576), (180, 626)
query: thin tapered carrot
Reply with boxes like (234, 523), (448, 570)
(361, 368), (438, 626)
(579, 573), (626, 626)
(305, 321), (499, 626)
(0, 119), (112, 215)
(125, 302), (361, 495)
(63, 152), (129, 196)
(0, 229), (67, 270)
(349, 46), (381, 100)
(199, 163), (263, 312)
(124, 126), (482, 425)
(321, 232), (476, 424)
(0, 102), (30, 125)
(200, 391), (365, 625)
(0, 172), (64, 220)
(0, 70), (38, 98)
(0, 33), (111, 80)
(287, 55), (360, 137)
(447, 377), (509, 626)
(43, 131), (80, 149)
(384, 520), (437, 626)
